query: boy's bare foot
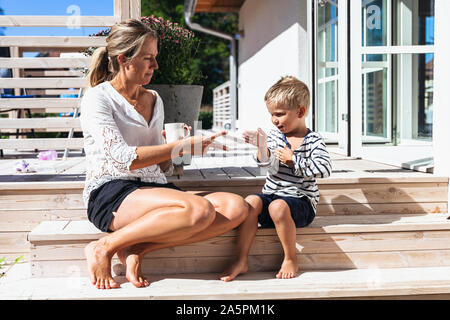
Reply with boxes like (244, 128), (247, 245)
(117, 247), (149, 288)
(220, 258), (248, 282)
(275, 258), (298, 279)
(84, 240), (119, 289)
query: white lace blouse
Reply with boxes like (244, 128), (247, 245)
(80, 81), (171, 207)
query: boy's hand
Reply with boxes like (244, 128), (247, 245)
(276, 146), (294, 167)
(243, 128), (271, 163)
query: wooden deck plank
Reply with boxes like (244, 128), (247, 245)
(54, 158), (86, 175)
(167, 168), (203, 182)
(0, 209), (86, 232)
(30, 240), (450, 270)
(0, 231), (29, 253)
(0, 168), (446, 185)
(319, 182), (448, 204)
(29, 249), (450, 278)
(31, 230), (450, 265)
(317, 202), (448, 215)
(200, 167), (229, 180)
(8, 266), (450, 300)
(0, 193), (85, 210)
(28, 214), (450, 242)
(222, 166), (254, 178)
(0, 176), (447, 190)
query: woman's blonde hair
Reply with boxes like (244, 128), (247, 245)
(264, 76), (310, 111)
(87, 19), (158, 87)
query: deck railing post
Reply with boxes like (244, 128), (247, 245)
(115, 0), (141, 21)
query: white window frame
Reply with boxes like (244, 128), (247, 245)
(313, 0), (350, 156)
(349, 0), (435, 167)
(315, 0), (340, 143)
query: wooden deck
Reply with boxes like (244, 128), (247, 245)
(0, 132), (449, 299)
(3, 263), (450, 300)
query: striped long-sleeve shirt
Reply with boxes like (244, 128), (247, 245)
(255, 128), (332, 212)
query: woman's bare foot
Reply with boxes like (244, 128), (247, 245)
(220, 258), (248, 282)
(84, 239), (119, 289)
(117, 246), (149, 288)
(275, 258), (298, 279)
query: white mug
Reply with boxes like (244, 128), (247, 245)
(164, 123), (191, 166)
(164, 123), (191, 143)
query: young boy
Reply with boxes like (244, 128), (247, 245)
(220, 76), (332, 281)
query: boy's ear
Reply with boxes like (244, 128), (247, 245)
(297, 106), (306, 118)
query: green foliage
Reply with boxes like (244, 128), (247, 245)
(0, 255), (24, 278)
(141, 16), (203, 85)
(198, 110), (213, 129)
(141, 0), (239, 105)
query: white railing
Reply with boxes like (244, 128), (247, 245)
(0, 0), (140, 157)
(213, 80), (231, 130)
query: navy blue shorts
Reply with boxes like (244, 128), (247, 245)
(87, 179), (182, 233)
(255, 194), (315, 228)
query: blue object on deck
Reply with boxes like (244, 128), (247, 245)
(59, 112), (81, 117)
(1, 94), (35, 99)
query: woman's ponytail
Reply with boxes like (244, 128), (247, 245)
(87, 47), (110, 87)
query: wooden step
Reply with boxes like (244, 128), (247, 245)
(1, 175), (448, 214)
(3, 264), (450, 300)
(1, 175), (448, 264)
(29, 214), (450, 277)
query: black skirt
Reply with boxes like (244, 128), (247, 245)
(87, 179), (182, 233)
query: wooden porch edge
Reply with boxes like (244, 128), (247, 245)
(0, 175), (448, 190)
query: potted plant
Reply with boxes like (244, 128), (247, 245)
(84, 16), (204, 129)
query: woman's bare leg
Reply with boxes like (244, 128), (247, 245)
(219, 195), (262, 281)
(115, 191), (250, 285)
(84, 187), (216, 289)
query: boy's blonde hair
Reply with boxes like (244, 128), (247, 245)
(264, 76), (310, 111)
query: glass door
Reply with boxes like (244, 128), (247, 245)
(314, 0), (349, 154)
(348, 0), (435, 167)
(361, 0), (392, 143)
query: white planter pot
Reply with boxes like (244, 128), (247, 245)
(145, 84), (204, 167)
(145, 84), (203, 129)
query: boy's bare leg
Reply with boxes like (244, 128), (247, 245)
(219, 195), (262, 282)
(268, 199), (298, 279)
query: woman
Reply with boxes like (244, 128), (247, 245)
(80, 19), (249, 289)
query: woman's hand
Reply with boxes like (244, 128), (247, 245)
(176, 130), (228, 156)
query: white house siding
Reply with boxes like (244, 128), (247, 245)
(237, 0), (310, 131)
